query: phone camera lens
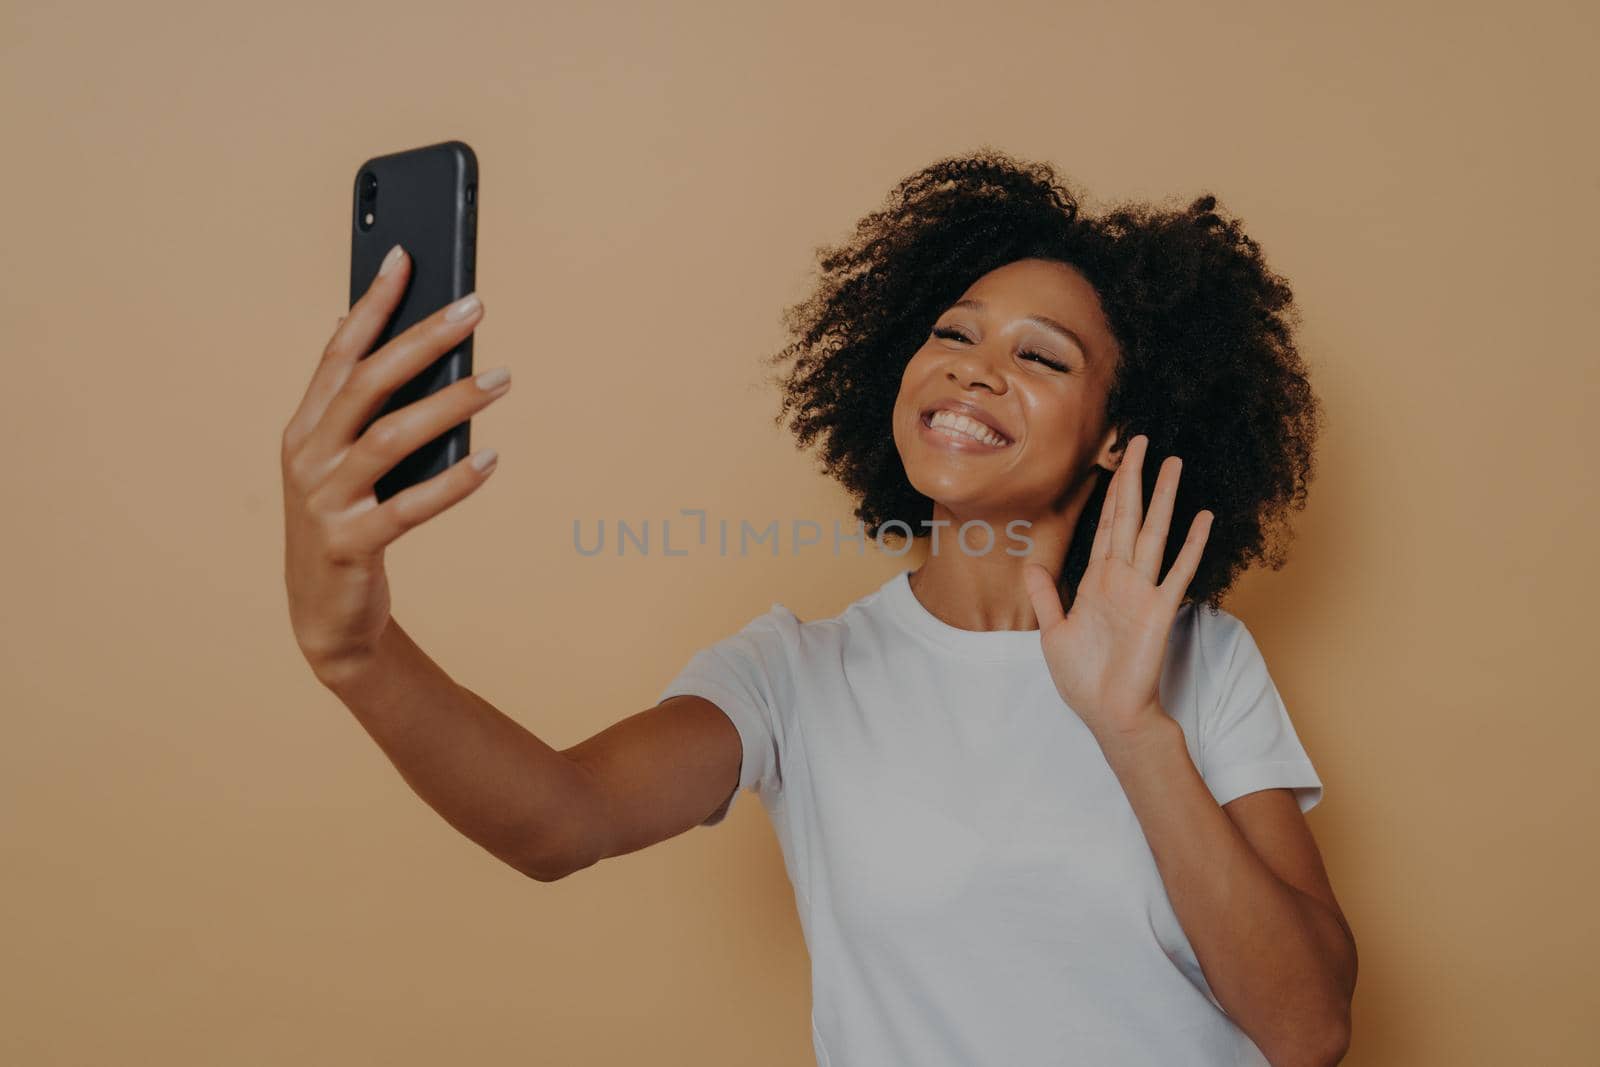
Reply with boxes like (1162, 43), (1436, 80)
(359, 172), (378, 200)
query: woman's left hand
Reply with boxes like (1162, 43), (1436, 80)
(1023, 434), (1214, 747)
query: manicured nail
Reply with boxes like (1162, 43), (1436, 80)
(471, 448), (499, 472)
(475, 367), (510, 392)
(446, 292), (481, 321)
(379, 244), (404, 276)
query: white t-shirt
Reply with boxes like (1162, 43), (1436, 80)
(658, 567), (1323, 1067)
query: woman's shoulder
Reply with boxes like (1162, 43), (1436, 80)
(1167, 598), (1255, 674)
(748, 570), (908, 632)
(1173, 597), (1248, 641)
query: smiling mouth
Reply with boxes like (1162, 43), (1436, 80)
(920, 409), (1013, 448)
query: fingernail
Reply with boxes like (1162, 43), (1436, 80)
(446, 292), (481, 321)
(471, 448), (499, 472)
(379, 244), (404, 276)
(475, 367), (510, 392)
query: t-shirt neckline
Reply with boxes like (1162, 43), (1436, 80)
(880, 568), (1045, 661)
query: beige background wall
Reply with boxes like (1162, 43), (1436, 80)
(3, 1), (1595, 1063)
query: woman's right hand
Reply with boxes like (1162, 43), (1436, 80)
(280, 245), (511, 687)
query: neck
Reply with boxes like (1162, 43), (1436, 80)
(907, 470), (1102, 632)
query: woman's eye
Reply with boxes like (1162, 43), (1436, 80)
(935, 326), (1069, 373)
(1020, 350), (1070, 373)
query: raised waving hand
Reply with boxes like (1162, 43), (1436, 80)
(1022, 434), (1214, 745)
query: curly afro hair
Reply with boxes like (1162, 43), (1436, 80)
(766, 147), (1324, 612)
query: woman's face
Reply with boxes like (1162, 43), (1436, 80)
(891, 257), (1123, 534)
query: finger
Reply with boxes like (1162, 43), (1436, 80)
(1088, 456), (1120, 561)
(1023, 562), (1067, 629)
(324, 366), (510, 502)
(284, 245), (411, 449)
(342, 445), (501, 553)
(1158, 509), (1213, 606)
(1110, 434), (1147, 562)
(330, 244), (411, 373)
(310, 291), (484, 470)
(1134, 454), (1181, 582)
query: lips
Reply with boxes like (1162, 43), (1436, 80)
(918, 399), (1013, 445)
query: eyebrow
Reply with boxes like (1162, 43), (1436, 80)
(947, 298), (1092, 363)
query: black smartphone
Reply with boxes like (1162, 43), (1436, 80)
(349, 139), (479, 503)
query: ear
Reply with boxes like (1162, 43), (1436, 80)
(1092, 424), (1124, 475)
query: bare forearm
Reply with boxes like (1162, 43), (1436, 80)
(1098, 714), (1354, 1066)
(318, 616), (589, 880)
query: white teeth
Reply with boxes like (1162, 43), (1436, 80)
(928, 409), (1006, 446)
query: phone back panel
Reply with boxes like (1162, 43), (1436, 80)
(349, 140), (478, 502)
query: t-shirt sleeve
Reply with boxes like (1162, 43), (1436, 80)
(1196, 611), (1324, 814)
(656, 605), (796, 826)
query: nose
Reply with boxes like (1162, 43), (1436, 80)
(946, 342), (1007, 395)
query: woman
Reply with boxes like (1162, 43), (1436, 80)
(282, 149), (1356, 1067)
